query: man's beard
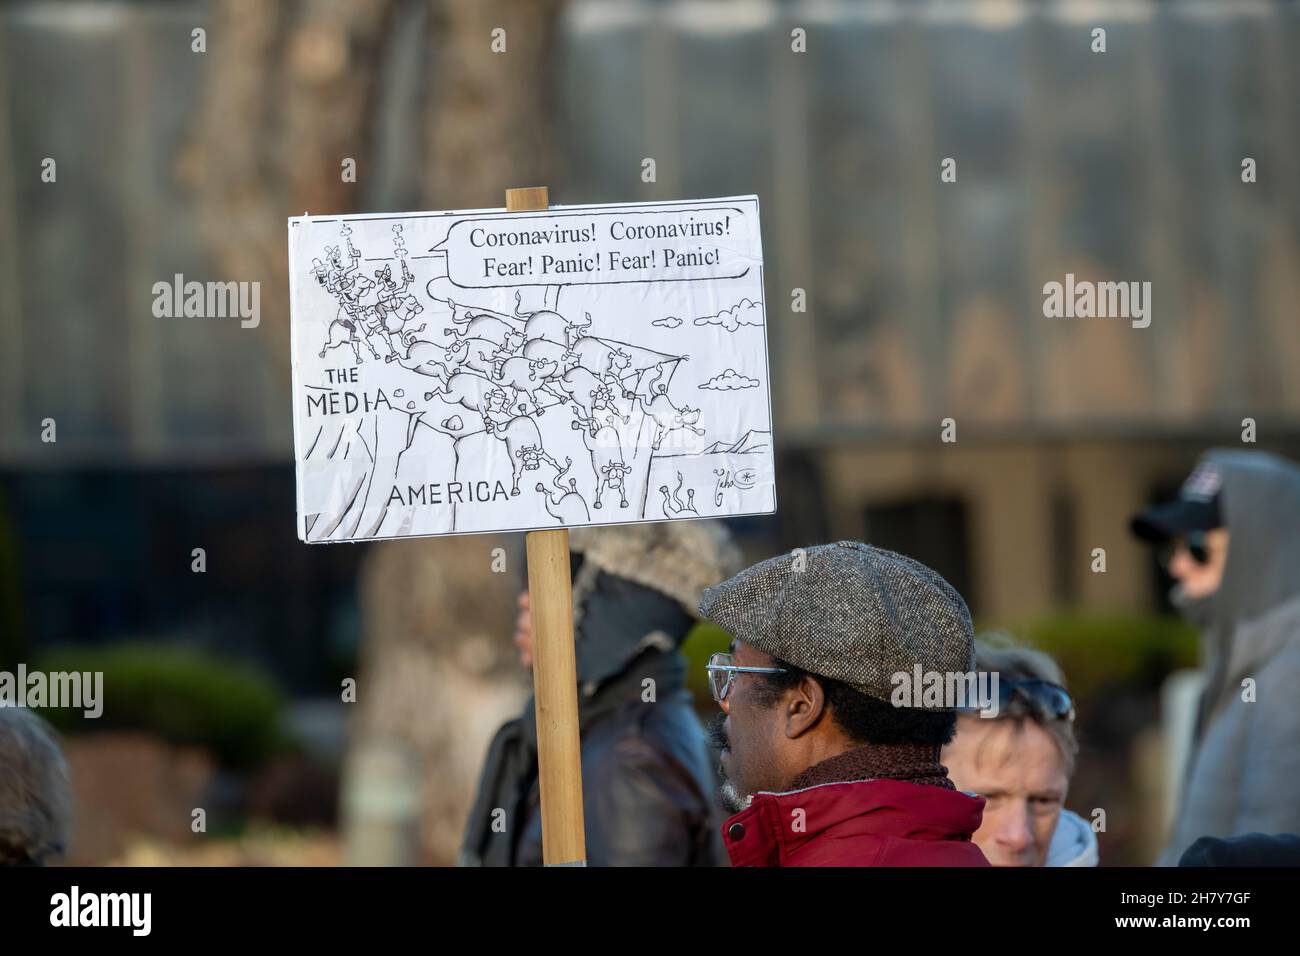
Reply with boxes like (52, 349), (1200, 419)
(707, 713), (751, 815)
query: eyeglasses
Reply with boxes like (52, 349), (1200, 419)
(705, 652), (787, 704)
(1158, 531), (1210, 567)
(959, 677), (1075, 722)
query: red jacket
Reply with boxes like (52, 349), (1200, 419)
(722, 778), (990, 867)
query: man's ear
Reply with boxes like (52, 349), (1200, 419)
(784, 676), (828, 739)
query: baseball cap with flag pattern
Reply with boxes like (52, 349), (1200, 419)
(1131, 461), (1225, 542)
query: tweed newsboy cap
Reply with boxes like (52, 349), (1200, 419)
(698, 541), (974, 707)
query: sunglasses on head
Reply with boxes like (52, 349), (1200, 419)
(959, 677), (1075, 722)
(1158, 530), (1210, 567)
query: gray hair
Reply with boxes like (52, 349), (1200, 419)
(973, 632), (1078, 775)
(0, 708), (73, 865)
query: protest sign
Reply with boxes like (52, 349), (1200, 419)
(288, 195), (775, 542)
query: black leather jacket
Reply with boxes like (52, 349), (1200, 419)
(518, 676), (722, 867)
(460, 572), (725, 867)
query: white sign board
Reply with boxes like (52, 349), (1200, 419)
(288, 196), (776, 542)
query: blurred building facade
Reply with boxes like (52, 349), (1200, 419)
(558, 0), (1300, 621)
(3, 0), (1300, 659)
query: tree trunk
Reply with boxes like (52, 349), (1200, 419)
(185, 0), (566, 864)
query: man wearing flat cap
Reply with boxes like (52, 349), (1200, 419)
(701, 540), (989, 866)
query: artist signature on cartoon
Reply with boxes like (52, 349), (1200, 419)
(713, 466), (757, 506)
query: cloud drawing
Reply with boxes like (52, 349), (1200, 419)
(693, 298), (763, 332)
(700, 368), (760, 391)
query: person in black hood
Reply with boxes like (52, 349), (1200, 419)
(459, 521), (740, 866)
(1131, 450), (1300, 865)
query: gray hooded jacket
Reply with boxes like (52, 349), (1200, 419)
(1046, 809), (1099, 867)
(1159, 450), (1300, 865)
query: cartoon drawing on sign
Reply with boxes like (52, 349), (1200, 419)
(548, 362), (628, 424)
(522, 337), (580, 377)
(290, 197), (776, 542)
(441, 310), (516, 346)
(640, 369), (705, 450)
(536, 478), (591, 525)
(489, 356), (558, 418)
(649, 428), (772, 515)
(315, 224), (420, 364)
(659, 472), (700, 518)
(373, 229), (415, 345)
(571, 411), (631, 510)
(518, 293), (591, 346)
(700, 368), (760, 391)
(694, 298), (764, 332)
(424, 371), (512, 432)
(490, 413), (573, 497)
(713, 464), (759, 507)
(396, 339), (458, 382)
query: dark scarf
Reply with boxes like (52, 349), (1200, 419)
(459, 648), (686, 866)
(790, 742), (955, 791)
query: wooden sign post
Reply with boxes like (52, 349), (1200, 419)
(509, 186), (587, 866)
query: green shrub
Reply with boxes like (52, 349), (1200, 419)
(36, 643), (291, 769)
(981, 612), (1199, 705)
(681, 620), (733, 707)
